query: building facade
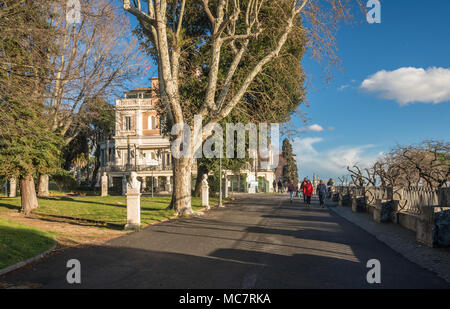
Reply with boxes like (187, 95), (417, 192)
(100, 77), (277, 194)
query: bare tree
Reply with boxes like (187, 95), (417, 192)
(46, 0), (146, 144)
(348, 140), (450, 190)
(122, 0), (357, 215)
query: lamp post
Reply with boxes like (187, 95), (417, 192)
(147, 158), (159, 198)
(219, 155), (223, 207)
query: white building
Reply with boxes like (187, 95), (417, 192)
(100, 77), (277, 193)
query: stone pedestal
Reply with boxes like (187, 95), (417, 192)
(373, 199), (383, 223)
(9, 178), (17, 198)
(125, 172), (141, 230)
(223, 175), (229, 198)
(201, 175), (210, 210)
(351, 197), (358, 213)
(125, 190), (141, 229)
(101, 172), (108, 197)
(38, 174), (49, 197)
(373, 199), (394, 223)
(416, 206), (435, 247)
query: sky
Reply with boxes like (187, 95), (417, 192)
(291, 0), (450, 181)
(123, 0), (450, 181)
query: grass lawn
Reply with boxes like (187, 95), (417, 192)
(0, 195), (219, 228)
(0, 217), (55, 270)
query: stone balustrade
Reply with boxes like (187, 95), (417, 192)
(333, 186), (450, 248)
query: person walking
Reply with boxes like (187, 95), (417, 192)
(272, 180), (277, 193)
(304, 180), (313, 207)
(300, 177), (308, 203)
(317, 180), (327, 208)
(288, 181), (296, 203)
(277, 179), (283, 193)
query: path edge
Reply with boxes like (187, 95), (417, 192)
(327, 204), (450, 284)
(0, 240), (57, 277)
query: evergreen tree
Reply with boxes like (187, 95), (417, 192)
(282, 138), (298, 184)
(0, 0), (62, 215)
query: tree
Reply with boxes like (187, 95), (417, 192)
(347, 140), (450, 189)
(123, 0), (353, 215)
(46, 0), (145, 144)
(281, 138), (298, 184)
(0, 0), (63, 215)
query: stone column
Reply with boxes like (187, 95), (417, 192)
(416, 206), (435, 248)
(166, 176), (172, 193)
(9, 178), (17, 198)
(142, 177), (147, 192)
(125, 173), (141, 229)
(122, 175), (127, 196)
(223, 174), (229, 198)
(101, 172), (108, 197)
(201, 174), (210, 210)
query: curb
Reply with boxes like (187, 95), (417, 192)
(0, 240), (57, 277)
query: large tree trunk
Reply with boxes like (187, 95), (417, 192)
(193, 164), (208, 197)
(38, 174), (49, 197)
(169, 157), (193, 216)
(20, 175), (39, 216)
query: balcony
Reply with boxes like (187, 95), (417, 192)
(116, 98), (153, 108)
(107, 164), (172, 173)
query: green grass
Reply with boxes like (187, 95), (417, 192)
(0, 196), (218, 228)
(0, 217), (55, 270)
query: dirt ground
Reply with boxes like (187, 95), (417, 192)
(0, 209), (128, 249)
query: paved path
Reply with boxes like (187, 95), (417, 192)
(1, 194), (449, 288)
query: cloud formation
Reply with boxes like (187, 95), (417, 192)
(297, 124), (324, 133)
(361, 67), (450, 105)
(292, 137), (381, 179)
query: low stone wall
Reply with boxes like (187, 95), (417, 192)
(334, 187), (450, 248)
(397, 212), (419, 232)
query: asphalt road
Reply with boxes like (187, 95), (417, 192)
(1, 194), (449, 288)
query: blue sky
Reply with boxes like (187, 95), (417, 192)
(123, 1), (450, 181)
(292, 0), (450, 180)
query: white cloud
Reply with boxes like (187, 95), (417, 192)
(361, 67), (450, 105)
(298, 124), (324, 133)
(292, 137), (381, 179)
(338, 84), (349, 91)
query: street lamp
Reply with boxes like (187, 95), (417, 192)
(219, 155), (223, 207)
(147, 157), (159, 198)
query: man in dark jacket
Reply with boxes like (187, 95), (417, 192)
(317, 180), (327, 208)
(288, 181), (296, 203)
(300, 177), (308, 203)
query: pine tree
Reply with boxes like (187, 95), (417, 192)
(282, 138), (298, 184)
(0, 0), (63, 215)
